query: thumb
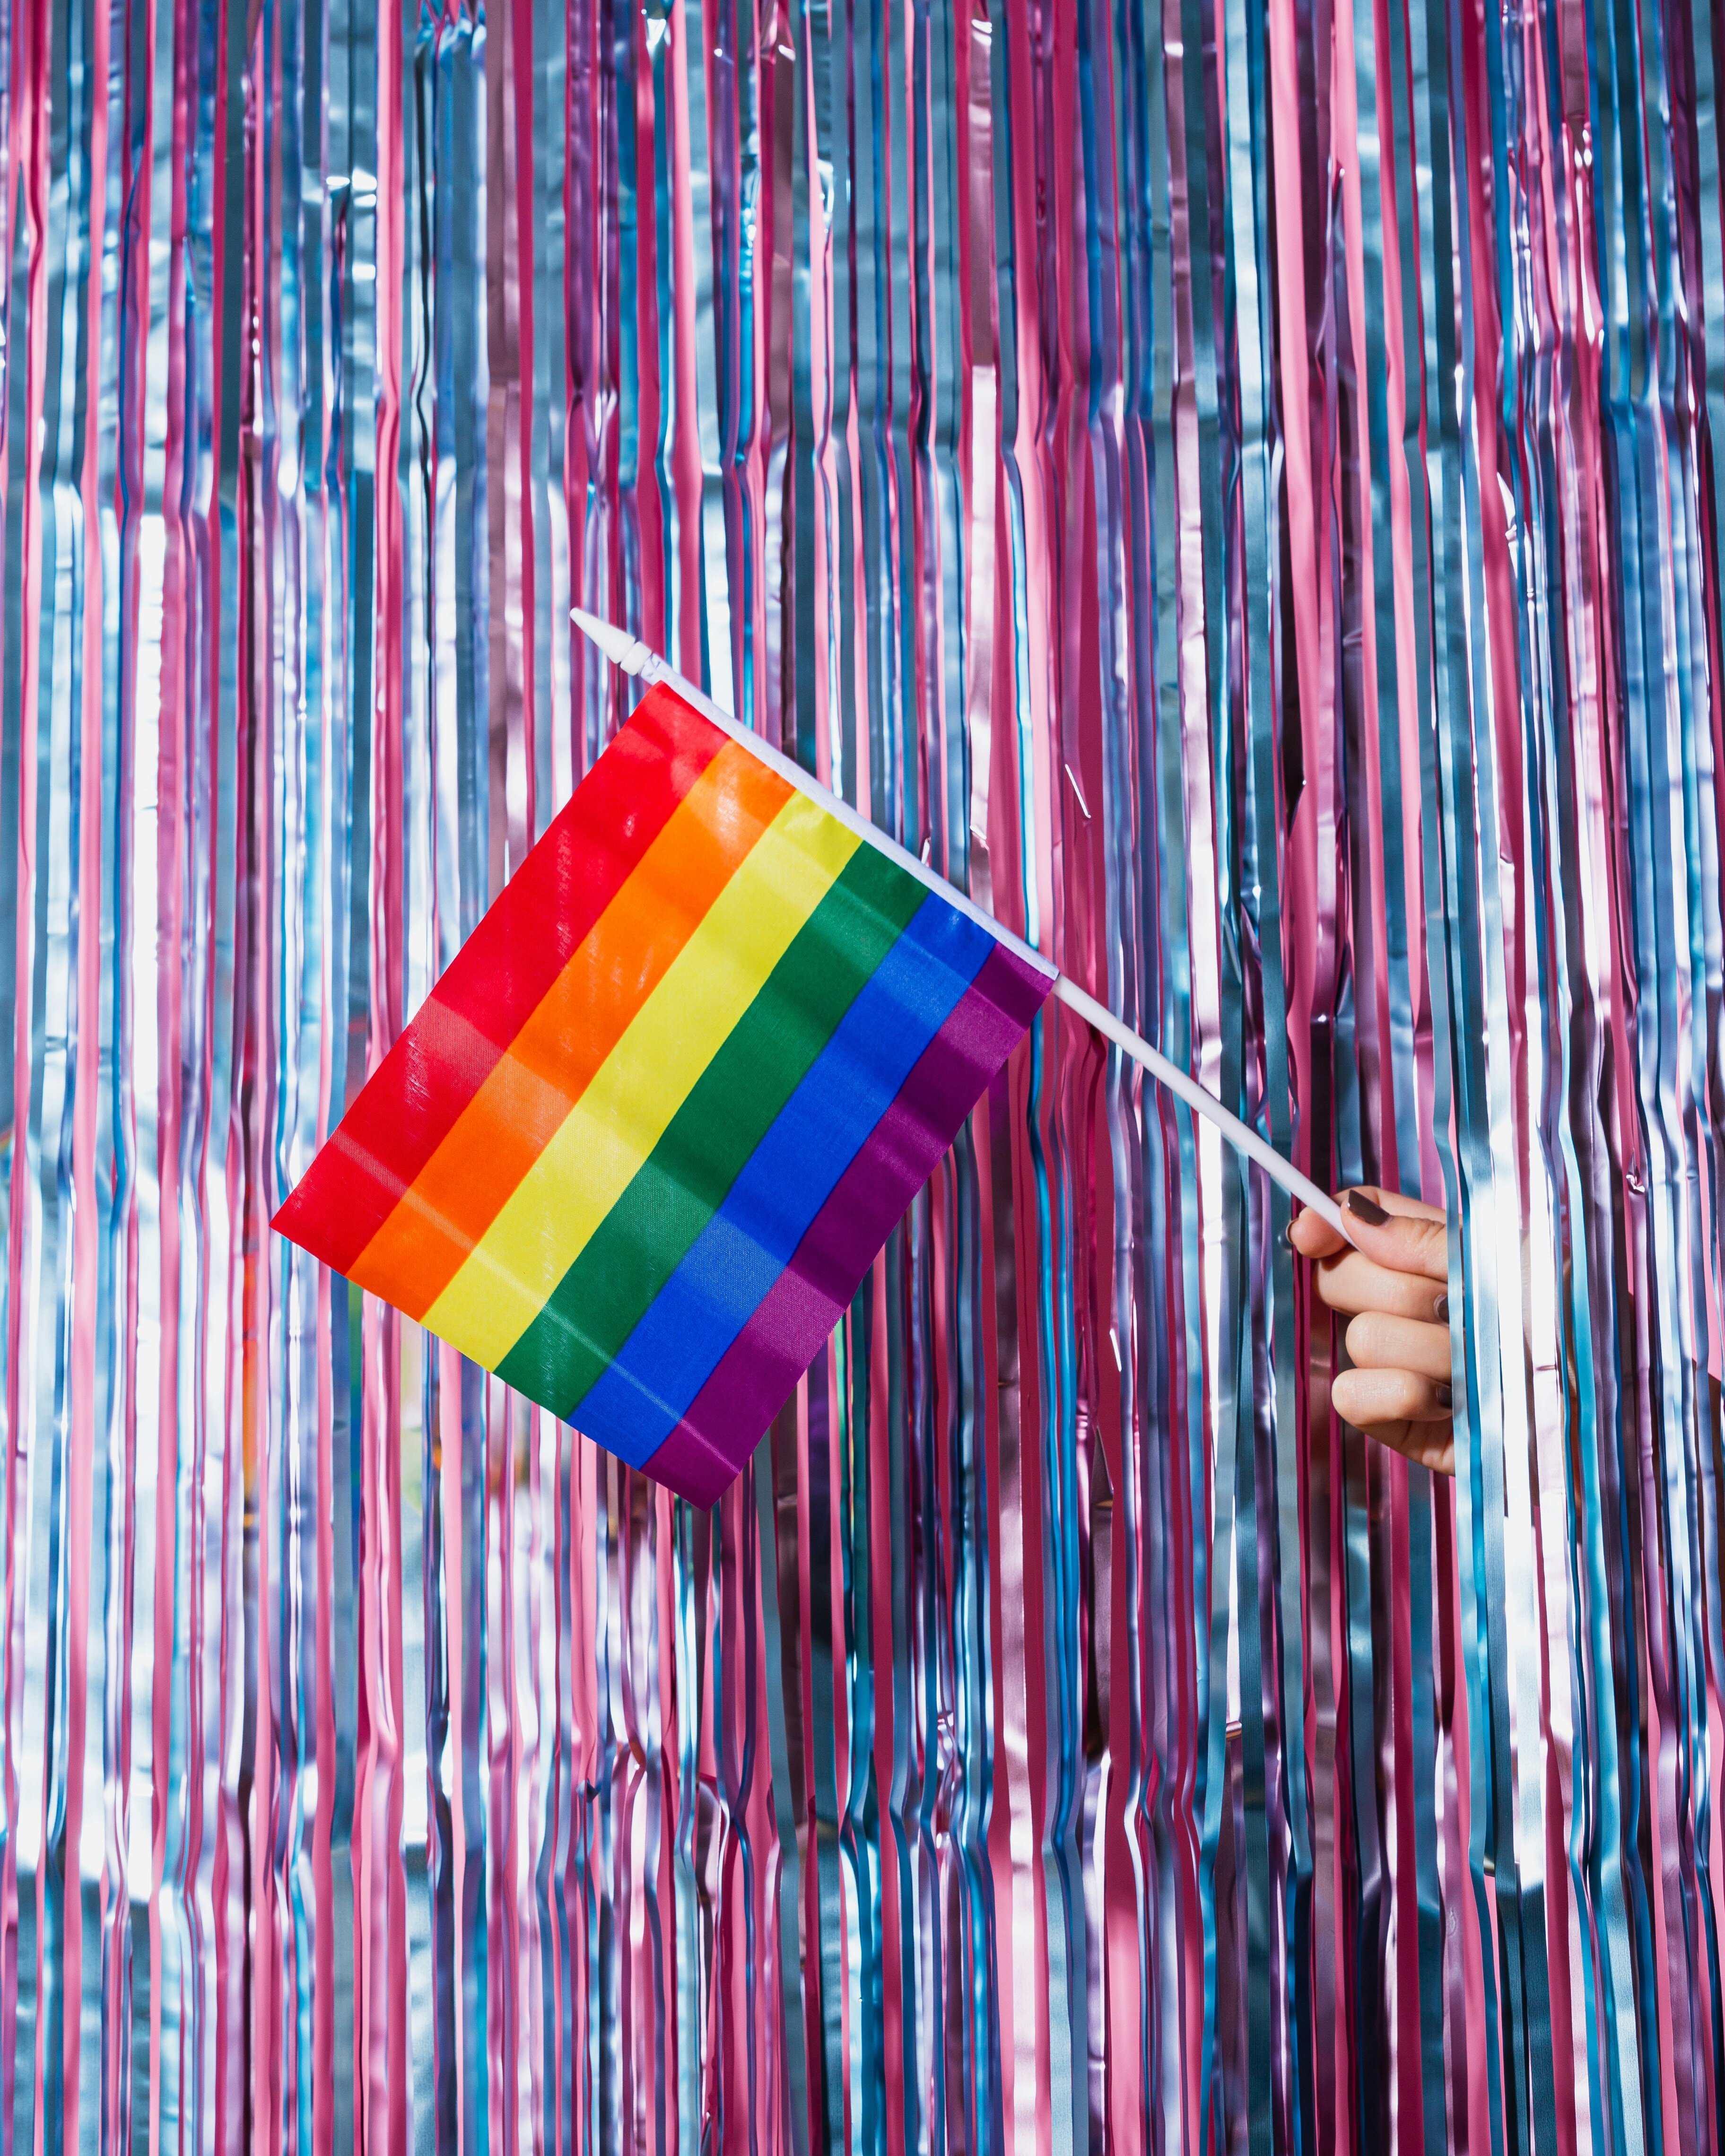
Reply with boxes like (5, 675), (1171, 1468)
(1339, 1189), (1450, 1284)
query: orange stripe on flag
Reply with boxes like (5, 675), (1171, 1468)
(348, 738), (793, 1317)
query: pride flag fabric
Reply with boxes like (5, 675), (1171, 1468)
(274, 683), (1051, 1502)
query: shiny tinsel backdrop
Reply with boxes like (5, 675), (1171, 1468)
(0, 0), (1716, 2145)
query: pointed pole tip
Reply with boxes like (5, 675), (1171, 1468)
(570, 607), (656, 677)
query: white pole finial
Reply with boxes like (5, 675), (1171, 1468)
(571, 606), (659, 679)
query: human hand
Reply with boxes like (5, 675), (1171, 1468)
(1287, 1186), (1456, 1476)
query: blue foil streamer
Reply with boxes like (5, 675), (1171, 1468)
(8, 0), (1725, 2146)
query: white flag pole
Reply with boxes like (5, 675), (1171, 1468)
(573, 608), (1348, 1239)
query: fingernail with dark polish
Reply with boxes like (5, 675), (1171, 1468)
(1344, 1190), (1390, 1225)
(1434, 1382), (1453, 1410)
(1436, 1295), (1450, 1323)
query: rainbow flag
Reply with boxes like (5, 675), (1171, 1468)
(274, 683), (1050, 1503)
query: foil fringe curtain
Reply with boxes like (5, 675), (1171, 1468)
(0, 0), (1719, 2145)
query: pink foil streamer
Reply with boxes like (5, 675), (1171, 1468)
(4, 0), (1725, 2146)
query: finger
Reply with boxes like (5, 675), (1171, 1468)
(1288, 1206), (1349, 1260)
(1357, 1419), (1456, 1476)
(1342, 1184), (1446, 1225)
(1289, 1186), (1445, 1263)
(1315, 1250), (1450, 1324)
(1337, 1188), (1449, 1284)
(1331, 1365), (1454, 1427)
(1343, 1311), (1454, 1381)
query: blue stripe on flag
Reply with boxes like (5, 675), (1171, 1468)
(571, 892), (993, 1462)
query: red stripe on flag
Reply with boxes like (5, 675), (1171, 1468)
(274, 683), (725, 1277)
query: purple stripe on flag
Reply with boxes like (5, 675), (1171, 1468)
(639, 1420), (738, 1509)
(643, 941), (1050, 1502)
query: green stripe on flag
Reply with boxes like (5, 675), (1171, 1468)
(497, 840), (926, 1418)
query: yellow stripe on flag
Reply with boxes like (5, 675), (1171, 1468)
(422, 789), (859, 1370)
(344, 738), (790, 1319)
